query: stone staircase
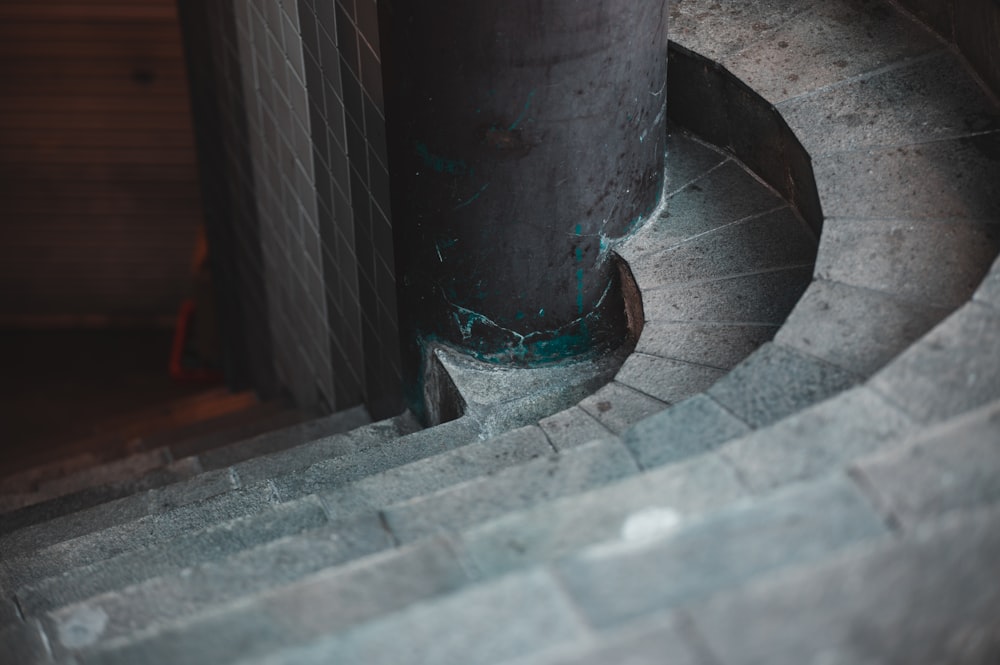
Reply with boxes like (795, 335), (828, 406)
(2, 1), (999, 663)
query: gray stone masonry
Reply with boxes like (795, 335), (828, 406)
(635, 321), (779, 371)
(814, 218), (1000, 309)
(775, 279), (951, 376)
(43, 513), (390, 655)
(33, 448), (172, 501)
(316, 425), (552, 522)
(718, 386), (917, 493)
(245, 569), (589, 665)
(0, 482), (273, 593)
(78, 538), (473, 665)
(687, 506), (1000, 665)
(706, 343), (859, 429)
(614, 354), (724, 404)
(459, 454), (745, 578)
(0, 619), (51, 665)
(383, 438), (638, 544)
(268, 416), (482, 500)
(578, 383), (666, 435)
(852, 398), (1000, 529)
(554, 474), (889, 629)
(13, 496), (330, 618)
(538, 407), (613, 451)
(973, 256), (1000, 310)
(623, 394), (751, 470)
(870, 301), (1000, 424)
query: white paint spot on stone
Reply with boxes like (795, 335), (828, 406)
(621, 507), (681, 542)
(56, 605), (109, 649)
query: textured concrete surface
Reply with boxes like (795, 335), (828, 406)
(538, 407), (613, 451)
(578, 383), (667, 435)
(623, 394), (751, 470)
(706, 343), (859, 428)
(635, 321), (778, 370)
(615, 354), (723, 404)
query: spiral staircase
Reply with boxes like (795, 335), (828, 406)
(2, 1), (999, 663)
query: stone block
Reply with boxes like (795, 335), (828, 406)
(538, 407), (613, 451)
(461, 454), (745, 578)
(815, 218), (1000, 308)
(384, 438), (638, 544)
(34, 448), (171, 499)
(249, 569), (589, 665)
(870, 302), (1000, 423)
(17, 496), (331, 617)
(775, 279), (950, 376)
(615, 354), (723, 404)
(80, 538), (472, 665)
(555, 474), (888, 629)
(0, 483), (274, 593)
(813, 135), (1000, 221)
(719, 387), (916, 493)
(706, 343), (859, 429)
(317, 426), (551, 522)
(578, 382), (667, 435)
(0, 596), (19, 627)
(722, 0), (938, 103)
(852, 399), (1000, 529)
(641, 267), (812, 326)
(44, 514), (391, 652)
(269, 416), (482, 501)
(636, 321), (778, 371)
(973, 259), (1000, 310)
(626, 207), (816, 291)
(777, 51), (998, 155)
(0, 619), (50, 664)
(688, 506), (1000, 665)
(623, 395), (751, 470)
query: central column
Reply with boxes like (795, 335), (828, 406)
(380, 1), (668, 410)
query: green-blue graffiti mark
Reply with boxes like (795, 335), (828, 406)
(515, 311), (526, 320)
(508, 89), (536, 131)
(453, 183), (490, 210)
(415, 141), (469, 176)
(539, 308), (545, 317)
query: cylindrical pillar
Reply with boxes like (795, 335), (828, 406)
(380, 1), (668, 403)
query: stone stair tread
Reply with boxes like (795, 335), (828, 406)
(635, 321), (778, 371)
(12, 496), (332, 618)
(685, 504), (1000, 665)
(382, 437), (638, 544)
(577, 382), (666, 435)
(73, 537), (474, 665)
(615, 353), (725, 405)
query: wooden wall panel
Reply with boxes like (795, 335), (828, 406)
(0, 0), (205, 326)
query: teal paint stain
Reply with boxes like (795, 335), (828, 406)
(453, 183), (490, 210)
(415, 141), (469, 176)
(539, 309), (545, 317)
(515, 311), (526, 321)
(507, 89), (536, 131)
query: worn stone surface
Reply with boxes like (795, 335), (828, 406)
(461, 454), (745, 578)
(719, 387), (917, 493)
(775, 279), (950, 376)
(636, 321), (779, 370)
(642, 267), (813, 326)
(45, 514), (391, 651)
(615, 354), (723, 404)
(0, 619), (50, 664)
(870, 302), (1000, 424)
(538, 407), (613, 451)
(384, 438), (638, 544)
(578, 383), (667, 435)
(34, 448), (171, 499)
(317, 426), (551, 522)
(0, 483), (274, 593)
(815, 218), (1000, 308)
(625, 207), (816, 291)
(689, 506), (1000, 665)
(813, 133), (1000, 221)
(197, 405), (379, 470)
(80, 538), (473, 665)
(555, 474), (888, 629)
(16, 496), (330, 617)
(0, 467), (238, 559)
(249, 569), (589, 665)
(706, 343), (859, 429)
(664, 129), (729, 196)
(623, 395), (751, 470)
(777, 51), (999, 155)
(722, 0), (939, 103)
(852, 399), (1000, 529)
(269, 416), (482, 501)
(973, 258), (1000, 310)
(669, 0), (823, 62)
